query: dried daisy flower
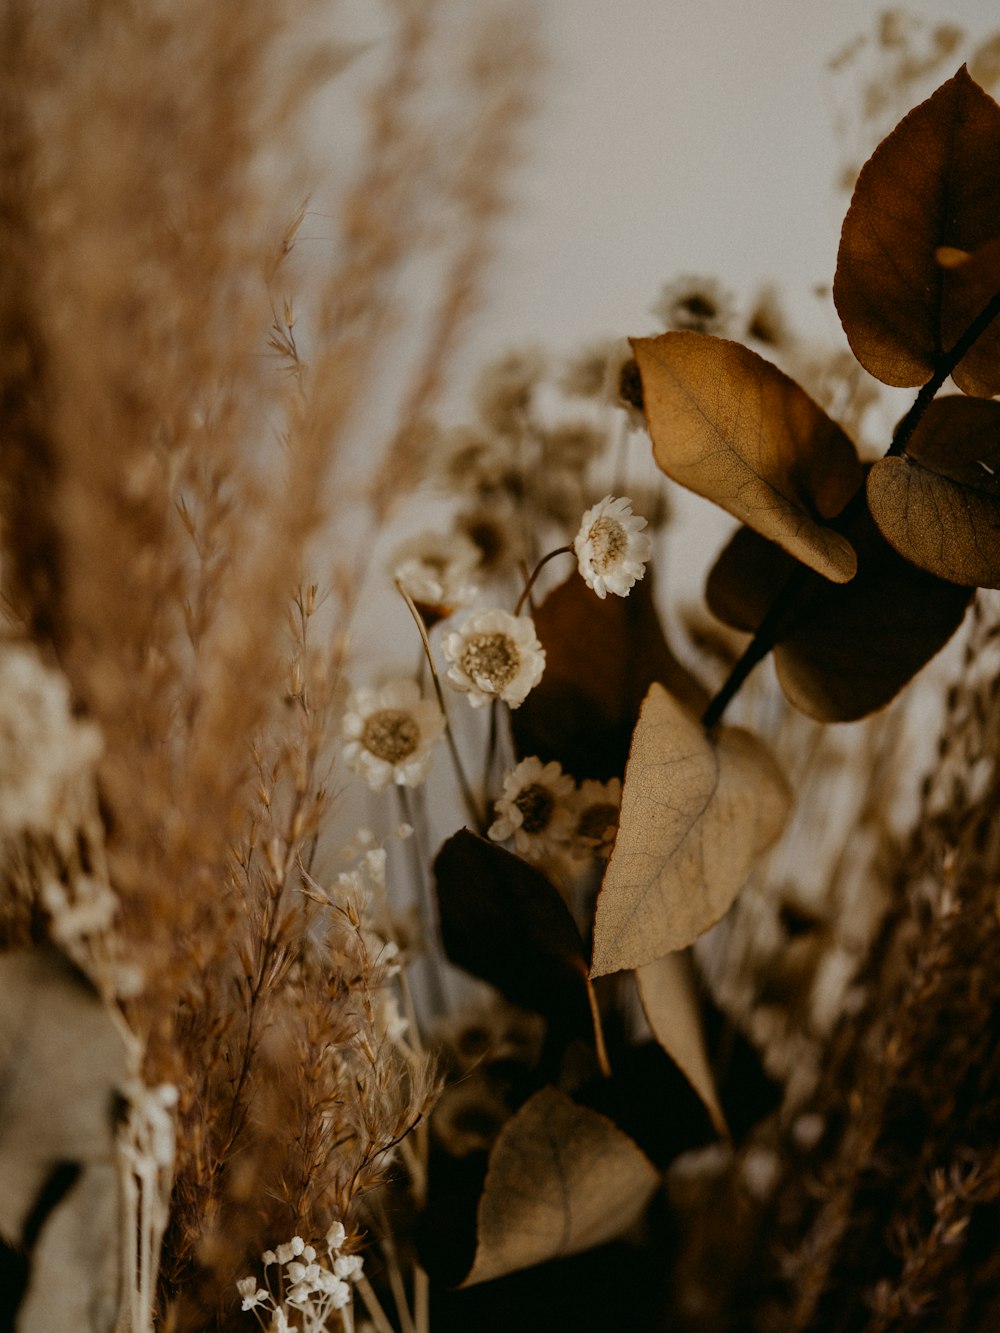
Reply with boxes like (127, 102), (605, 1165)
(651, 274), (736, 336)
(442, 608), (545, 708)
(454, 499), (530, 581)
(341, 679), (446, 791)
(574, 495), (652, 599)
(488, 756), (575, 860)
(433, 424), (519, 496)
(561, 337), (645, 430)
(474, 345), (546, 435)
(569, 777), (622, 860)
(390, 528), (480, 621)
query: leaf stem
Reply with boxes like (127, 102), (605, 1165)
(887, 285), (1000, 457)
(702, 286), (1000, 729)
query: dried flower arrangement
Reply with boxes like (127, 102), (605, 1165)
(4, 4), (1000, 1332)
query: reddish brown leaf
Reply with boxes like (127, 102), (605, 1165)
(706, 512), (973, 721)
(434, 830), (592, 1041)
(835, 67), (1000, 395)
(632, 332), (861, 582)
(511, 569), (707, 782)
(461, 1086), (659, 1286)
(868, 396), (1000, 586)
(635, 951), (728, 1139)
(590, 685), (790, 977)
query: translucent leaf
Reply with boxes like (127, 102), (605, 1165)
(834, 67), (1000, 395)
(632, 332), (861, 581)
(868, 396), (1000, 586)
(635, 951), (728, 1139)
(0, 950), (127, 1332)
(511, 570), (707, 782)
(706, 515), (973, 721)
(589, 685), (790, 977)
(461, 1086), (659, 1286)
(434, 830), (593, 1043)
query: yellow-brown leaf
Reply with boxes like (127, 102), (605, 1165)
(632, 332), (861, 582)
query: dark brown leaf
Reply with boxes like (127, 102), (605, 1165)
(511, 568), (707, 782)
(590, 685), (790, 977)
(434, 830), (592, 1042)
(834, 67), (1000, 395)
(632, 332), (861, 581)
(868, 396), (1000, 586)
(706, 512), (973, 721)
(461, 1086), (659, 1286)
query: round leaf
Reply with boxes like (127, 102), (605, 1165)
(632, 332), (861, 582)
(706, 516), (973, 721)
(590, 684), (790, 977)
(868, 396), (1000, 586)
(461, 1086), (659, 1286)
(834, 67), (1000, 395)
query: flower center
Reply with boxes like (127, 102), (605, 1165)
(576, 802), (619, 846)
(587, 516), (628, 572)
(514, 782), (555, 834)
(460, 632), (520, 690)
(362, 709), (420, 763)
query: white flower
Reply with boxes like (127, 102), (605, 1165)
(488, 757), (575, 860)
(325, 1221), (347, 1252)
(275, 1236), (305, 1264)
(442, 609), (545, 709)
(333, 1253), (364, 1281)
(573, 495), (651, 599)
(342, 679), (446, 791)
(390, 529), (480, 617)
(569, 777), (622, 860)
(237, 1277), (268, 1311)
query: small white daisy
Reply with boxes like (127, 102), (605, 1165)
(342, 679), (446, 791)
(390, 528), (480, 620)
(442, 609), (545, 709)
(573, 495), (652, 599)
(488, 756), (575, 860)
(568, 777), (622, 860)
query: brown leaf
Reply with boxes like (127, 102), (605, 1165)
(635, 951), (728, 1139)
(511, 568), (707, 782)
(835, 67), (1000, 395)
(705, 514), (973, 721)
(461, 1086), (659, 1286)
(868, 396), (1000, 586)
(589, 685), (790, 977)
(632, 332), (861, 582)
(434, 830), (593, 1042)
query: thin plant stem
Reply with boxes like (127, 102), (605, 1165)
(396, 785), (448, 1017)
(514, 544), (573, 616)
(354, 1275), (397, 1333)
(395, 577), (484, 829)
(414, 1264), (430, 1333)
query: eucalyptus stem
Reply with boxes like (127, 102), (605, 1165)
(395, 578), (485, 830)
(702, 286), (1000, 730)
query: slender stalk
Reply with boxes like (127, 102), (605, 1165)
(514, 544), (573, 616)
(414, 1265), (430, 1333)
(396, 578), (484, 829)
(354, 1275), (397, 1333)
(396, 786), (448, 1017)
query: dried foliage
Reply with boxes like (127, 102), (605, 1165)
(5, 7), (1000, 1333)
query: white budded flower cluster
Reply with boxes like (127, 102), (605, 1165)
(238, 1223), (363, 1331)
